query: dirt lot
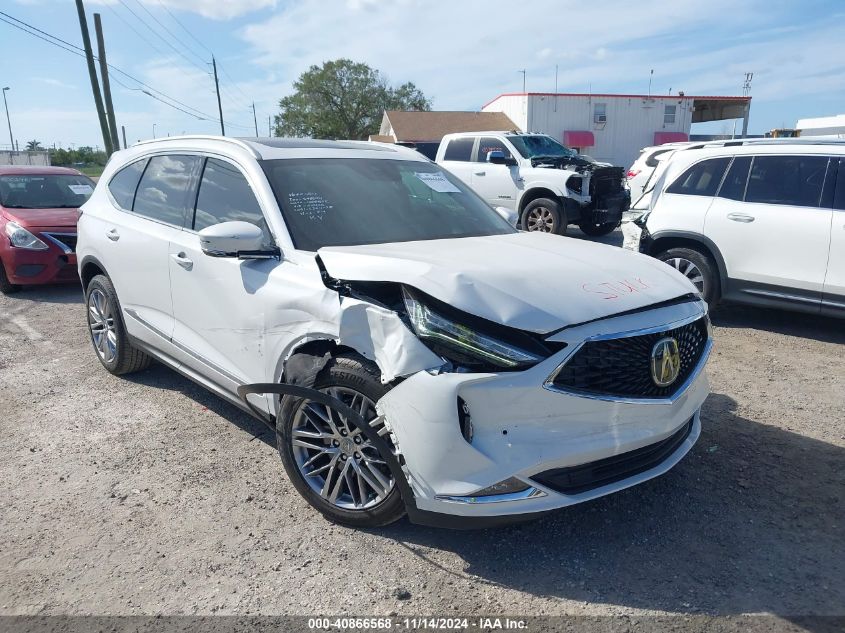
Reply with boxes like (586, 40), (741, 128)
(0, 255), (843, 624)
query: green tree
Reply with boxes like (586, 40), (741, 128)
(26, 140), (43, 151)
(274, 59), (431, 140)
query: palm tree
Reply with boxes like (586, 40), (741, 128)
(26, 140), (42, 151)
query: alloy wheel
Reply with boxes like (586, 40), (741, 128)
(665, 257), (705, 295)
(291, 387), (395, 511)
(88, 288), (118, 363)
(525, 207), (555, 232)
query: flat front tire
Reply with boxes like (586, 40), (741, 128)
(85, 274), (152, 375)
(276, 353), (406, 528)
(657, 247), (720, 306)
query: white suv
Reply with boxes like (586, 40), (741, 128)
(637, 141), (845, 317)
(77, 136), (711, 528)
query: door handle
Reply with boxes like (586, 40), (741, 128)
(474, 171), (486, 176)
(727, 213), (755, 223)
(106, 229), (120, 241)
(170, 252), (193, 270)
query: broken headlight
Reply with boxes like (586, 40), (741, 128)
(402, 287), (548, 371)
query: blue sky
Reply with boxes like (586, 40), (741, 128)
(1, 0), (843, 150)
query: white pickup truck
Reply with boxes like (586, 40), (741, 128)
(435, 132), (629, 236)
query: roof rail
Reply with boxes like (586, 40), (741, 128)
(131, 135), (262, 158)
(697, 137), (845, 148)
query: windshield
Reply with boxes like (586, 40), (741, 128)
(260, 158), (515, 251)
(508, 135), (578, 160)
(0, 174), (95, 209)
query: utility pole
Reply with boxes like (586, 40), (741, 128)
(75, 0), (112, 155)
(518, 69), (526, 93)
(268, 115), (271, 137)
(2, 87), (14, 152)
(121, 125), (127, 150)
(94, 13), (120, 155)
(251, 102), (258, 137)
(212, 56), (225, 136)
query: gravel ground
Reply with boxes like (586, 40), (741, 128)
(0, 238), (843, 626)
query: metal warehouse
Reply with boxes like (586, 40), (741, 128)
(482, 92), (751, 167)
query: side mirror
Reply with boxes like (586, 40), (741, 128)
(487, 151), (517, 166)
(494, 206), (519, 228)
(199, 221), (269, 258)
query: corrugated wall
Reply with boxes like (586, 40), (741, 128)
(0, 151), (51, 166)
(486, 95), (694, 167)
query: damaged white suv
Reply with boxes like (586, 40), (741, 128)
(77, 136), (712, 528)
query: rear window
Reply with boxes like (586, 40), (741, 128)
(745, 155), (829, 208)
(443, 138), (474, 162)
(0, 173), (95, 209)
(108, 159), (147, 210)
(666, 158), (730, 197)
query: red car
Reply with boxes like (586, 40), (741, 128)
(0, 166), (95, 294)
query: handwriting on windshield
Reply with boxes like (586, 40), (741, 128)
(582, 278), (651, 300)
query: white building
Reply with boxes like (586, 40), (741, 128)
(796, 113), (845, 138)
(482, 92), (751, 167)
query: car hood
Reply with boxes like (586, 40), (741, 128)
(318, 232), (697, 333)
(2, 207), (80, 229)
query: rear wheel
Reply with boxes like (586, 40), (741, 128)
(0, 262), (21, 294)
(657, 247), (720, 306)
(85, 274), (152, 375)
(277, 353), (405, 528)
(579, 220), (619, 237)
(522, 198), (566, 235)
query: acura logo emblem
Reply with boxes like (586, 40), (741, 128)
(650, 337), (681, 387)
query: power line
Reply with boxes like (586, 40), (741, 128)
(105, 4), (170, 60)
(131, 0), (208, 68)
(156, 0), (211, 55)
(0, 10), (251, 129)
(115, 0), (208, 76)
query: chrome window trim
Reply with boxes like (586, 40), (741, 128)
(543, 310), (712, 405)
(42, 232), (77, 255)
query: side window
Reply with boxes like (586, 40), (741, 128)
(833, 158), (845, 211)
(717, 156), (752, 201)
(666, 158), (730, 197)
(594, 103), (607, 123)
(443, 138), (474, 162)
(133, 155), (201, 226)
(107, 159), (147, 210)
(745, 155), (829, 207)
(193, 159), (269, 242)
(475, 137), (512, 162)
(664, 105), (677, 125)
(821, 157), (840, 209)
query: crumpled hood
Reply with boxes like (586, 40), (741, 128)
(2, 207), (80, 229)
(318, 232), (697, 333)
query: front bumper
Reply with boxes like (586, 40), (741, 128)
(377, 300), (710, 526)
(1, 232), (79, 285)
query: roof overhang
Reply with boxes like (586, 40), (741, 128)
(654, 132), (689, 145)
(692, 97), (751, 123)
(563, 130), (595, 147)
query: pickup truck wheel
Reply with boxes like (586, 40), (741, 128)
(579, 221), (619, 237)
(277, 353), (406, 528)
(0, 262), (21, 294)
(523, 198), (566, 235)
(657, 247), (720, 306)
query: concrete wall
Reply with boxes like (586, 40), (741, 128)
(484, 95), (695, 167)
(0, 151), (51, 166)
